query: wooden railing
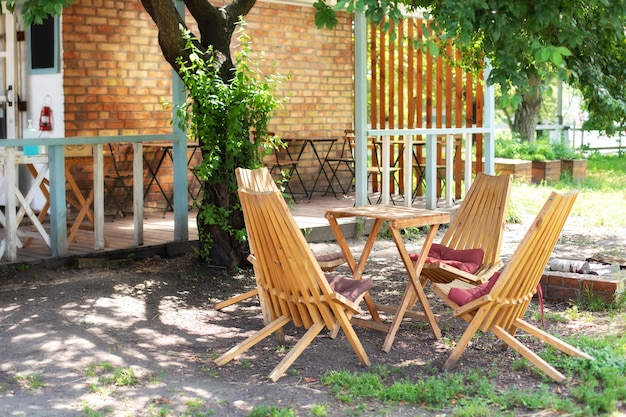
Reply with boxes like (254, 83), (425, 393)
(0, 134), (190, 261)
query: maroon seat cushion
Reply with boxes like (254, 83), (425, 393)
(325, 274), (374, 302)
(409, 243), (484, 274)
(315, 252), (344, 263)
(315, 252), (346, 271)
(448, 271), (501, 306)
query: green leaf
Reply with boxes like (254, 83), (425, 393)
(556, 46), (572, 57)
(314, 0), (338, 30)
(550, 51), (563, 67)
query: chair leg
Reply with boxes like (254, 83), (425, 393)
(214, 314), (291, 367)
(444, 307), (489, 370)
(334, 309), (371, 367)
(324, 161), (343, 197)
(268, 322), (325, 382)
(104, 178), (131, 219)
(325, 161), (354, 197)
(215, 289), (259, 310)
(490, 324), (567, 383)
(514, 319), (594, 360)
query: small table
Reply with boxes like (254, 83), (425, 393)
(283, 137), (338, 200)
(325, 204), (450, 352)
(143, 141), (202, 215)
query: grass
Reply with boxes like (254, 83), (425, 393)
(16, 372), (44, 391)
(81, 402), (111, 417)
(319, 329), (625, 416)
(506, 153), (626, 228)
(83, 362), (138, 396)
(248, 406), (297, 416)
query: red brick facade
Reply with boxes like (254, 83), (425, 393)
(61, 1), (354, 208)
(62, 1), (173, 136)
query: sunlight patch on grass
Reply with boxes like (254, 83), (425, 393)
(508, 176), (626, 228)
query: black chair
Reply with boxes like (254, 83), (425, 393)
(104, 143), (133, 220)
(324, 130), (356, 197)
(261, 133), (309, 200)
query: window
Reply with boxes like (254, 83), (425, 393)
(29, 15), (59, 74)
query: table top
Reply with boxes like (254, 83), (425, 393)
(326, 205), (450, 228)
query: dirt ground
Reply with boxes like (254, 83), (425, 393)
(0, 216), (624, 417)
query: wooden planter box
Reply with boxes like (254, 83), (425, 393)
(494, 158), (532, 183)
(532, 160), (561, 184)
(561, 159), (587, 181)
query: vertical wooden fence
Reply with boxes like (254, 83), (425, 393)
(368, 18), (485, 199)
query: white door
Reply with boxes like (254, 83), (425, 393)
(0, 3), (18, 139)
(0, 8), (48, 211)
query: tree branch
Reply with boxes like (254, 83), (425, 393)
(141, 0), (192, 74)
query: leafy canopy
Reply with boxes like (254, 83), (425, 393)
(314, 0), (626, 134)
(2, 0), (74, 25)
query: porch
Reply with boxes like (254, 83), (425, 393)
(0, 189), (446, 268)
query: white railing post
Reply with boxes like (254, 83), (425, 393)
(48, 144), (68, 257)
(381, 135), (390, 205)
(425, 134), (437, 210)
(403, 135), (413, 206)
(133, 142), (144, 246)
(93, 144), (106, 250)
(445, 134), (453, 208)
(5, 147), (17, 261)
(464, 133), (473, 194)
(172, 135), (189, 241)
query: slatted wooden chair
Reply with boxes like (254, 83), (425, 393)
(215, 185), (373, 381)
(414, 172), (512, 285)
(214, 167), (346, 311)
(431, 190), (594, 383)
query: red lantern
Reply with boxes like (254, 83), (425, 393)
(39, 95), (53, 131)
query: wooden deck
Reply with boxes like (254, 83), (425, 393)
(0, 195), (354, 268)
(0, 192), (440, 268)
(0, 208), (202, 268)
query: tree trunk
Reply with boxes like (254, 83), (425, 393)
(197, 182), (248, 269)
(512, 74), (542, 143)
(141, 0), (257, 268)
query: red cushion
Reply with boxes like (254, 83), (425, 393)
(325, 274), (374, 302)
(448, 272), (501, 306)
(315, 252), (346, 271)
(315, 252), (344, 263)
(409, 243), (484, 274)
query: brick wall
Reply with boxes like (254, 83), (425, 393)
(61, 0), (353, 208)
(246, 3), (354, 195)
(62, 1), (173, 137)
(540, 270), (623, 303)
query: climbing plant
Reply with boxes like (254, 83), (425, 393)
(173, 22), (285, 266)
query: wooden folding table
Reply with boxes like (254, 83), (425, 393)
(325, 205), (450, 352)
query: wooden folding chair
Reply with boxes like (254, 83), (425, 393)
(214, 168), (345, 311)
(431, 190), (594, 383)
(215, 186), (373, 381)
(416, 172), (512, 285)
